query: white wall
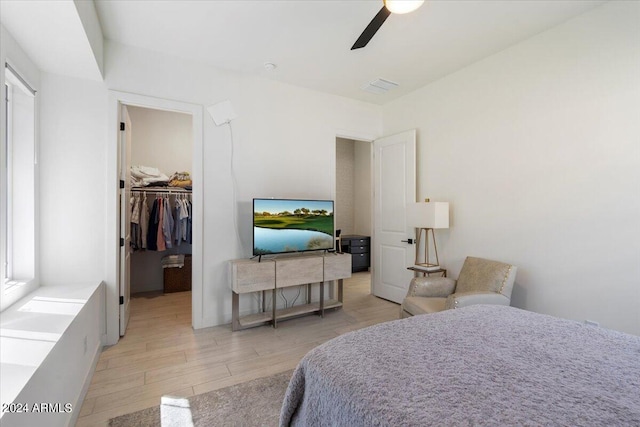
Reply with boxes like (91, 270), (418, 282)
(336, 138), (355, 234)
(353, 140), (372, 237)
(128, 105), (193, 175)
(336, 138), (372, 238)
(383, 1), (640, 335)
(101, 41), (382, 339)
(38, 72), (108, 287)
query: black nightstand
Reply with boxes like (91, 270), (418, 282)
(340, 235), (370, 273)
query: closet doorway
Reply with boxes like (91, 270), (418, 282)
(108, 91), (203, 344)
(124, 105), (194, 335)
(335, 137), (373, 292)
(119, 104), (193, 336)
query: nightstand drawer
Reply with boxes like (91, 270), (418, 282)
(350, 245), (368, 254)
(351, 238), (369, 245)
(352, 253), (370, 268)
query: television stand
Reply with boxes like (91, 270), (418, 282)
(229, 252), (351, 331)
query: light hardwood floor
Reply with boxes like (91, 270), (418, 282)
(75, 272), (399, 426)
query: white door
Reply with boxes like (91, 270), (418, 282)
(372, 130), (416, 303)
(119, 105), (132, 336)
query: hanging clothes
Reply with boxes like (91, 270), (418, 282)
(147, 198), (159, 250)
(130, 193), (142, 250)
(162, 195), (174, 249)
(156, 197), (166, 251)
(179, 197), (189, 242)
(140, 193), (149, 249)
(132, 190), (192, 251)
(186, 199), (193, 244)
(173, 197), (182, 246)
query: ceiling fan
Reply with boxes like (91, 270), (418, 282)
(351, 0), (425, 50)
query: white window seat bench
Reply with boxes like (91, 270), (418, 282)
(0, 282), (104, 427)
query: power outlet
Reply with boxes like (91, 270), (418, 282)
(584, 320), (599, 327)
(83, 336), (88, 355)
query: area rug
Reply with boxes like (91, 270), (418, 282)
(109, 370), (293, 427)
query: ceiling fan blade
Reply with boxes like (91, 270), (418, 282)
(351, 6), (391, 50)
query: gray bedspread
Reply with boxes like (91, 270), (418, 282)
(279, 305), (640, 426)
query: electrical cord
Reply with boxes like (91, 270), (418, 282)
(290, 286), (302, 307)
(227, 121), (245, 256)
(280, 288), (289, 308)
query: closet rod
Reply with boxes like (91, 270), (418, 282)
(131, 187), (192, 194)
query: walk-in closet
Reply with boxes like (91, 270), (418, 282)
(126, 105), (194, 320)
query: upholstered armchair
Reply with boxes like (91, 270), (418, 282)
(400, 256), (517, 318)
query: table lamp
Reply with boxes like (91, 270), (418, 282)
(406, 201), (449, 268)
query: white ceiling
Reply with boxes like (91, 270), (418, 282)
(2, 0), (606, 104)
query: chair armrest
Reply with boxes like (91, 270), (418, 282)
(408, 277), (456, 298)
(445, 291), (510, 309)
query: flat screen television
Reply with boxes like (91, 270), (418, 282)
(253, 198), (335, 256)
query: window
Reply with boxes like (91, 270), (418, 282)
(1, 63), (38, 311)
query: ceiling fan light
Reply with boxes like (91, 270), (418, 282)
(384, 0), (425, 14)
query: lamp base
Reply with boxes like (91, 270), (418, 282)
(414, 228), (440, 268)
(415, 262), (439, 268)
(414, 262), (441, 272)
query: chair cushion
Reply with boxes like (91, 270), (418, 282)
(402, 296), (447, 316)
(456, 256), (513, 294)
(409, 276), (456, 298)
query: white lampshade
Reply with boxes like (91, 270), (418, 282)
(406, 202), (449, 229)
(384, 0), (425, 14)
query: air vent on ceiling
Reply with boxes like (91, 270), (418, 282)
(362, 78), (399, 94)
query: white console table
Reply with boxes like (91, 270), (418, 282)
(229, 252), (351, 331)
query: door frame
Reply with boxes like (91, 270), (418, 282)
(106, 91), (203, 345)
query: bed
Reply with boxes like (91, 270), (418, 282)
(279, 305), (640, 426)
